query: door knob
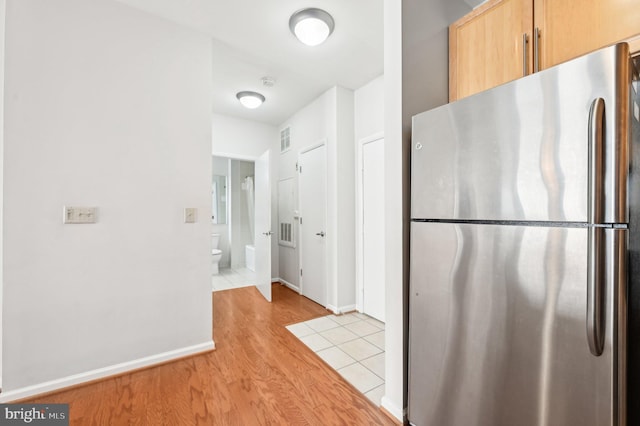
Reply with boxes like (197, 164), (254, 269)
(263, 231), (272, 236)
(315, 231), (325, 237)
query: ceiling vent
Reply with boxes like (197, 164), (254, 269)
(262, 76), (276, 87)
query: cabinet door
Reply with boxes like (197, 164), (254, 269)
(535, 0), (640, 69)
(449, 0), (533, 101)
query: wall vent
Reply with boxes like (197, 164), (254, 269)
(278, 177), (296, 248)
(280, 223), (293, 243)
(280, 127), (291, 153)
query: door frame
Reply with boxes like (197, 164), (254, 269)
(355, 132), (384, 312)
(298, 140), (328, 307)
(254, 150), (272, 302)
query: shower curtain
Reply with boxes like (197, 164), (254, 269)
(244, 176), (255, 242)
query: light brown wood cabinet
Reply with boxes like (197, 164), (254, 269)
(535, 0), (640, 69)
(449, 0), (532, 101)
(450, 0), (640, 101)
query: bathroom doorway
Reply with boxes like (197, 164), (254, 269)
(211, 155), (257, 291)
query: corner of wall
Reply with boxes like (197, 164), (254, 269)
(383, 0), (405, 418)
(335, 87), (356, 309)
(0, 0), (6, 389)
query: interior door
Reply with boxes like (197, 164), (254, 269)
(362, 138), (385, 322)
(254, 150), (271, 302)
(299, 144), (326, 306)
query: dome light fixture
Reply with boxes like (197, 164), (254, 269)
(236, 91), (265, 109)
(289, 8), (335, 47)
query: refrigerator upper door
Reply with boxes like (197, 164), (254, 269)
(411, 43), (629, 224)
(408, 222), (626, 426)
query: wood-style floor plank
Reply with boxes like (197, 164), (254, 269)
(24, 283), (395, 425)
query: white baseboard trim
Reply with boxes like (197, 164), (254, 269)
(0, 340), (215, 403)
(326, 304), (357, 315)
(381, 396), (404, 422)
(337, 304), (357, 314)
(274, 277), (300, 293)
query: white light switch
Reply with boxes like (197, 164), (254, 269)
(184, 208), (197, 223)
(63, 206), (98, 224)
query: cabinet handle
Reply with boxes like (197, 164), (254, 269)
(533, 27), (541, 73)
(522, 33), (529, 76)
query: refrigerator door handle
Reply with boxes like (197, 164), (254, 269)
(588, 97), (605, 225)
(587, 227), (605, 356)
(587, 97), (605, 357)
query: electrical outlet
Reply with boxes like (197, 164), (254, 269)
(184, 208), (197, 223)
(63, 206), (98, 224)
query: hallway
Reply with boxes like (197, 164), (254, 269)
(24, 284), (395, 425)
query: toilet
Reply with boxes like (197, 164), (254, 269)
(211, 233), (222, 275)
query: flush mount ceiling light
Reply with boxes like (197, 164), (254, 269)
(236, 91), (265, 109)
(289, 8), (335, 46)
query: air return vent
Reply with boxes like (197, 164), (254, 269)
(280, 223), (293, 243)
(278, 177), (295, 248)
(280, 126), (291, 153)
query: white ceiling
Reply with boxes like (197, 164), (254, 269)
(113, 0), (384, 125)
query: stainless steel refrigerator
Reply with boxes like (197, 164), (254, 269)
(409, 43), (639, 426)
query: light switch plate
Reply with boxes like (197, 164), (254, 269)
(63, 206), (98, 224)
(184, 208), (197, 223)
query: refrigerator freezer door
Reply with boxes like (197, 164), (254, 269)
(411, 43), (629, 224)
(408, 222), (623, 426)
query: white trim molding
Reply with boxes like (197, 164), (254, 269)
(381, 395), (404, 422)
(326, 304), (357, 315)
(211, 151), (258, 162)
(0, 341), (215, 403)
(275, 277), (300, 294)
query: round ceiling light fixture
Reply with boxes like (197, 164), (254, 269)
(289, 8), (335, 46)
(236, 91), (266, 109)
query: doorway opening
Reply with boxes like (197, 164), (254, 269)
(211, 155), (256, 291)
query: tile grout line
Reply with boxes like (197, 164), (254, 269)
(286, 313), (386, 406)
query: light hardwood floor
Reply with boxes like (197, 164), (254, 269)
(24, 283), (396, 425)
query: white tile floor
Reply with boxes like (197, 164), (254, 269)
(211, 267), (256, 291)
(286, 312), (385, 406)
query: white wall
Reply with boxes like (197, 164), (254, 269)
(1, 0), (213, 398)
(0, 0), (5, 388)
(355, 75), (384, 141)
(211, 113), (279, 278)
(212, 113), (275, 159)
(276, 86), (355, 313)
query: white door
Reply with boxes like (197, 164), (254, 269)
(362, 138), (385, 321)
(254, 150), (272, 302)
(299, 144), (326, 306)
